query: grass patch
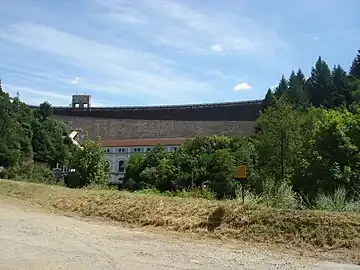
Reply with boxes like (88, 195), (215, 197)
(1, 179), (360, 259)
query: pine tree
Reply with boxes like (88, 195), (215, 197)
(287, 70), (309, 108)
(274, 75), (288, 99)
(330, 65), (352, 107)
(296, 69), (306, 85)
(262, 88), (276, 109)
(349, 49), (360, 79)
(287, 71), (298, 104)
(307, 56), (332, 107)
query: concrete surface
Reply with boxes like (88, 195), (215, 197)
(0, 199), (359, 270)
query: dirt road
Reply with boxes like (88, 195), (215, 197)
(0, 199), (359, 270)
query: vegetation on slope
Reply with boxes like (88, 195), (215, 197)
(1, 50), (360, 261)
(119, 50), (360, 211)
(1, 180), (360, 262)
(1, 49), (360, 210)
(0, 81), (109, 187)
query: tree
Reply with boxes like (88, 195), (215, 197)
(306, 108), (360, 198)
(0, 83), (72, 171)
(38, 101), (53, 120)
(274, 75), (288, 99)
(330, 65), (352, 107)
(350, 49), (360, 80)
(287, 69), (309, 109)
(307, 57), (332, 107)
(70, 137), (109, 187)
(256, 99), (305, 186)
(262, 89), (276, 110)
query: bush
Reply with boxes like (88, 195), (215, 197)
(2, 163), (56, 184)
(69, 138), (109, 188)
(123, 136), (255, 199)
(258, 177), (301, 209)
(314, 188), (360, 212)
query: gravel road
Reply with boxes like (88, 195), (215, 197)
(0, 198), (359, 270)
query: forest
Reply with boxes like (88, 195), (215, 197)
(0, 84), (108, 185)
(123, 49), (360, 210)
(1, 49), (360, 211)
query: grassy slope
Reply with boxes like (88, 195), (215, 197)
(1, 179), (360, 260)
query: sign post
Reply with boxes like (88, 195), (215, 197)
(234, 165), (247, 204)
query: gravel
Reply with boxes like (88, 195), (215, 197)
(0, 198), (359, 270)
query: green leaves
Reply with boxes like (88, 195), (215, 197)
(350, 49), (360, 80)
(124, 136), (255, 198)
(0, 85), (72, 170)
(258, 99), (360, 202)
(265, 50), (360, 110)
(70, 138), (109, 186)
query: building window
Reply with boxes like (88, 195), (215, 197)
(146, 148), (151, 152)
(106, 148), (110, 153)
(132, 148), (143, 153)
(118, 160), (125, 173)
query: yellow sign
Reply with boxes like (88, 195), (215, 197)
(235, 165), (247, 179)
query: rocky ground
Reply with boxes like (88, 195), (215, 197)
(0, 198), (359, 270)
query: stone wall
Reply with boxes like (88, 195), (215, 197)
(55, 115), (257, 140)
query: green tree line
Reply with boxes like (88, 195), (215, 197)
(0, 83), (108, 185)
(123, 49), (360, 209)
(1, 48), (360, 210)
(263, 49), (360, 110)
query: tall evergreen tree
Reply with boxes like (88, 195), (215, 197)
(296, 69), (309, 107)
(349, 49), (360, 79)
(296, 69), (306, 85)
(307, 57), (332, 107)
(274, 75), (288, 99)
(287, 71), (298, 104)
(330, 65), (352, 107)
(287, 69), (308, 108)
(262, 88), (276, 110)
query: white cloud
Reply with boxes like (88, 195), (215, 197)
(71, 77), (81, 85)
(4, 83), (111, 107)
(92, 0), (289, 61)
(233, 82), (252, 92)
(4, 83), (70, 106)
(211, 44), (223, 53)
(0, 22), (213, 104)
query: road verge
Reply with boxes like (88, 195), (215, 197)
(1, 179), (360, 259)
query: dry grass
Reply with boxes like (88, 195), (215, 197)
(1, 179), (360, 261)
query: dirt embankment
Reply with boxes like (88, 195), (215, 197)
(1, 179), (360, 263)
(2, 198), (360, 269)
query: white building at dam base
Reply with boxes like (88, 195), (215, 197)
(100, 138), (186, 185)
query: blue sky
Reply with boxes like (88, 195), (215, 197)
(0, 0), (359, 106)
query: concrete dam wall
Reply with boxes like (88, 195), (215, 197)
(54, 116), (257, 140)
(48, 99), (263, 140)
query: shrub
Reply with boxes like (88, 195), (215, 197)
(2, 162), (56, 184)
(314, 187), (360, 212)
(258, 177), (301, 209)
(68, 138), (109, 188)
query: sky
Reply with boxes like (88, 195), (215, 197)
(0, 0), (359, 107)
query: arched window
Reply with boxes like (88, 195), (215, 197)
(118, 160), (125, 173)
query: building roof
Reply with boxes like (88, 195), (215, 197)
(100, 137), (187, 147)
